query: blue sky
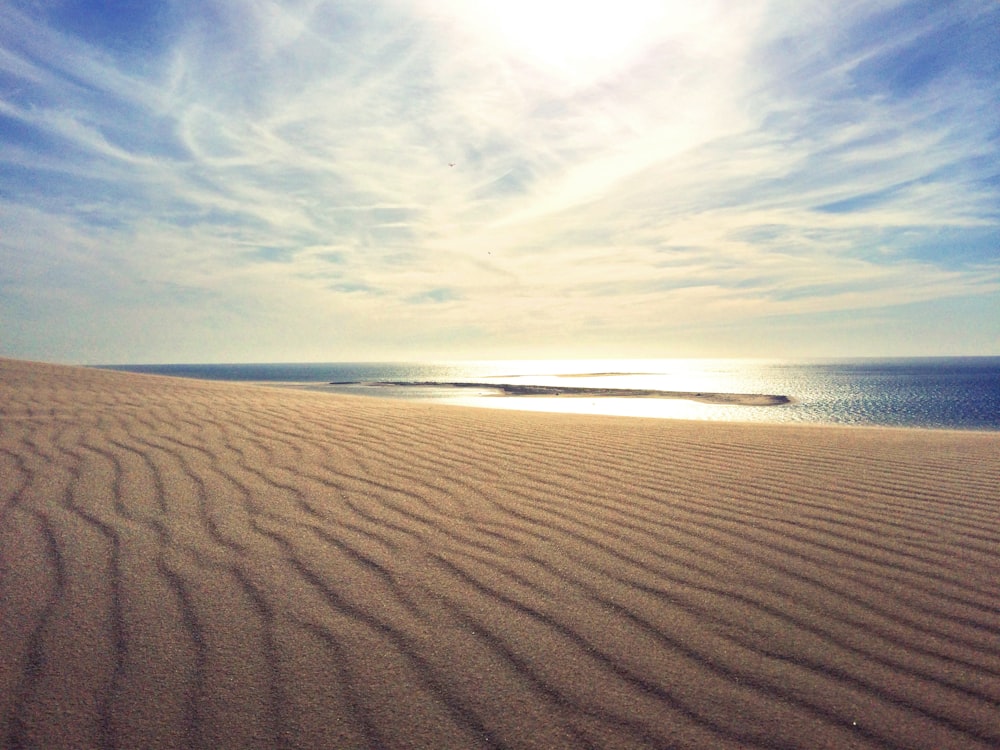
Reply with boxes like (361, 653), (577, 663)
(1, 0), (998, 363)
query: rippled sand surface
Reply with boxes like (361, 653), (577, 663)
(2, 358), (999, 749)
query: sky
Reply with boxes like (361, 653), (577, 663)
(1, 0), (998, 364)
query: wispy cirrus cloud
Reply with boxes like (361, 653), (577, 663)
(1, 0), (997, 362)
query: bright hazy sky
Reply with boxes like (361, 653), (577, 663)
(2, 0), (998, 363)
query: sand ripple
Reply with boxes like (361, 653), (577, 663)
(1, 358), (999, 749)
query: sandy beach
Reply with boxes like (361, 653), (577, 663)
(1, 357), (998, 750)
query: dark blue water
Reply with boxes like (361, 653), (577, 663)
(101, 358), (1000, 430)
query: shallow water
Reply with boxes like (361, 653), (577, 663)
(103, 358), (1000, 430)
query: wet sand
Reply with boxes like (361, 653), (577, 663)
(1, 357), (999, 749)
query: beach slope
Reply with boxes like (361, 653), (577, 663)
(1, 358), (998, 749)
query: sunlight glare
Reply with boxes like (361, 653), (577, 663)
(447, 0), (710, 84)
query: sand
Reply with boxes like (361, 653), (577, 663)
(1, 357), (998, 750)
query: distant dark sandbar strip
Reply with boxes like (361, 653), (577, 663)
(488, 371), (657, 378)
(335, 381), (792, 406)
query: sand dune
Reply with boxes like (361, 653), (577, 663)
(1, 357), (998, 750)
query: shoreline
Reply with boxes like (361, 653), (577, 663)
(332, 380), (793, 406)
(3, 358), (999, 748)
(90, 359), (1000, 431)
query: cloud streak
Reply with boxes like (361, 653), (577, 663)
(1, 0), (998, 362)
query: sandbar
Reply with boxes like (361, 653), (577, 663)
(337, 380), (792, 405)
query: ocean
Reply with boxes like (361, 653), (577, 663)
(102, 358), (1000, 430)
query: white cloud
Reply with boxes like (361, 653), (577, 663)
(1, 0), (998, 361)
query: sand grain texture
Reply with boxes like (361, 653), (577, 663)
(1, 358), (999, 749)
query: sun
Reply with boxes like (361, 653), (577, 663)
(485, 1), (663, 69)
(442, 0), (702, 86)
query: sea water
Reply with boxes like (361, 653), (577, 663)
(103, 358), (1000, 430)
